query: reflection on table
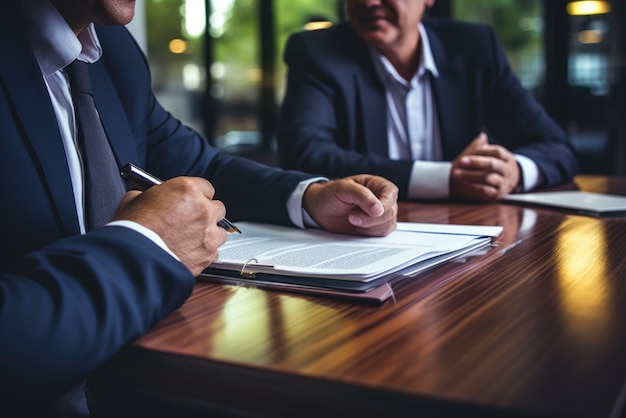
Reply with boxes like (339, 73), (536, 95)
(92, 175), (626, 418)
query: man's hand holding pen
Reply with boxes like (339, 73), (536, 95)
(120, 163), (241, 233)
(112, 176), (227, 276)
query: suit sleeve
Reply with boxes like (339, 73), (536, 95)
(276, 33), (414, 199)
(0, 227), (195, 400)
(142, 97), (312, 223)
(96, 25), (313, 225)
(479, 26), (580, 187)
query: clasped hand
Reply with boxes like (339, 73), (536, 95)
(450, 132), (521, 201)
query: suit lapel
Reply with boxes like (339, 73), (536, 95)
(355, 72), (388, 156)
(343, 25), (388, 157)
(0, 12), (80, 236)
(426, 24), (473, 159)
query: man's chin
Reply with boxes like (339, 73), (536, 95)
(358, 30), (394, 48)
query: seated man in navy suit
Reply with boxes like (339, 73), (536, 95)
(0, 0), (398, 416)
(277, 0), (579, 202)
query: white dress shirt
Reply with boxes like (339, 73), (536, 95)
(370, 23), (541, 199)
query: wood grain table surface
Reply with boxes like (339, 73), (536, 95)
(93, 175), (626, 418)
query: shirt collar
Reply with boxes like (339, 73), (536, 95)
(370, 23), (439, 87)
(24, 0), (102, 77)
(419, 23), (439, 79)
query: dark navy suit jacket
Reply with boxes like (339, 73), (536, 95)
(0, 2), (310, 415)
(277, 20), (579, 200)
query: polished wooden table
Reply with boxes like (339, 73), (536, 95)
(93, 176), (626, 418)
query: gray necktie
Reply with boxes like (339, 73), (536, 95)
(66, 60), (126, 230)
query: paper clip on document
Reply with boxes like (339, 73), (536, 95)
(240, 258), (259, 278)
(239, 258), (276, 278)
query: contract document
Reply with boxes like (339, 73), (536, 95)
(199, 222), (501, 300)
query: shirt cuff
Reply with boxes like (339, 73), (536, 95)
(287, 177), (327, 228)
(408, 161), (452, 199)
(106, 220), (180, 261)
(514, 154), (542, 191)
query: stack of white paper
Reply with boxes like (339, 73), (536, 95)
(199, 222), (502, 302)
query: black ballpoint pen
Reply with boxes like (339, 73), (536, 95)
(120, 163), (241, 233)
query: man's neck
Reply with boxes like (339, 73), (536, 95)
(378, 35), (422, 82)
(49, 0), (89, 35)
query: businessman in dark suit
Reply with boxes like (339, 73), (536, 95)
(0, 0), (398, 416)
(277, 0), (579, 202)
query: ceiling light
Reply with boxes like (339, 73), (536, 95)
(567, 1), (611, 16)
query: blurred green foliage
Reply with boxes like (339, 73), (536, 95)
(453, 0), (542, 51)
(144, 0), (541, 82)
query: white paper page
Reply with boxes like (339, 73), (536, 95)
(212, 222), (492, 280)
(396, 222), (502, 237)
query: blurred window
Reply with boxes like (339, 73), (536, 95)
(275, 0), (342, 102)
(568, 6), (611, 96)
(451, 0), (545, 93)
(564, 0), (613, 173)
(144, 0), (206, 134)
(210, 0), (260, 144)
(143, 0), (342, 152)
